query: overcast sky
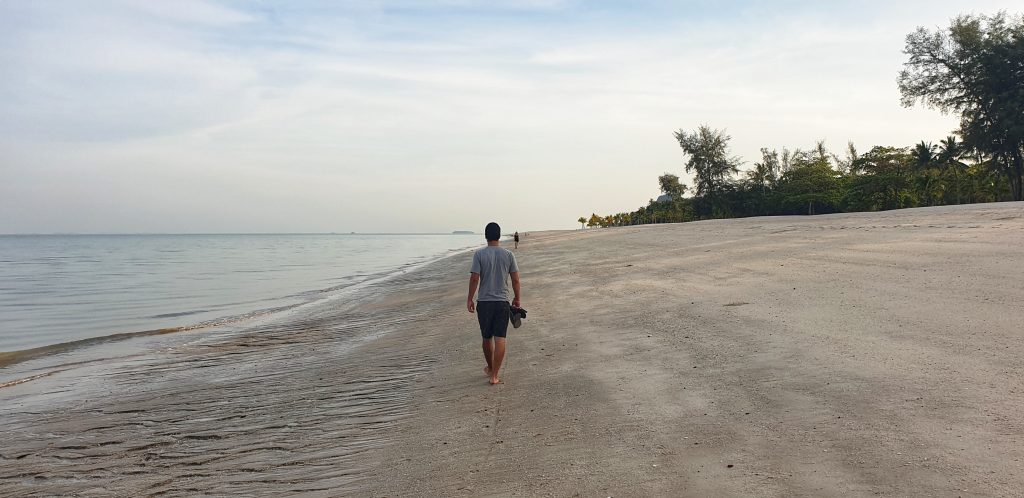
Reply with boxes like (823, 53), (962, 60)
(0, 1), (1016, 233)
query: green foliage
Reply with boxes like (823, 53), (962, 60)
(899, 12), (1024, 200)
(585, 136), (1016, 227)
(658, 173), (687, 199)
(844, 146), (915, 211)
(674, 126), (742, 216)
(580, 11), (1021, 228)
(773, 162), (843, 215)
(938, 136), (968, 204)
(911, 141), (944, 206)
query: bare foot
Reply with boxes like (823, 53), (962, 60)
(489, 377), (502, 385)
(484, 366), (492, 377)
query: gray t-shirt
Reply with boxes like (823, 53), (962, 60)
(470, 246), (519, 302)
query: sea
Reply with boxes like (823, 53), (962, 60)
(0, 233), (481, 357)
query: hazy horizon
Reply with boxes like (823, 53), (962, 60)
(0, 231), (482, 236)
(2, 1), (1016, 233)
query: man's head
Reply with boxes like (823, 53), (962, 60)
(485, 222), (501, 241)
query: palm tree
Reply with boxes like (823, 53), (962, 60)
(938, 136), (967, 204)
(577, 216), (586, 229)
(748, 148), (780, 215)
(912, 141), (940, 205)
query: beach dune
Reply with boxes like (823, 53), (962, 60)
(2, 203), (1023, 496)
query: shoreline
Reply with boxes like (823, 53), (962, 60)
(3, 203), (1024, 496)
(0, 326), (183, 372)
(0, 246), (481, 495)
(0, 240), (480, 375)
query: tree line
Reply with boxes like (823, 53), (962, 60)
(579, 12), (1023, 228)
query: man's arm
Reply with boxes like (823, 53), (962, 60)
(467, 273), (480, 313)
(510, 271), (521, 309)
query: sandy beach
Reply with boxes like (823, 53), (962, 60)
(2, 202), (1024, 497)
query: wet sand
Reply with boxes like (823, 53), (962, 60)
(3, 203), (1024, 496)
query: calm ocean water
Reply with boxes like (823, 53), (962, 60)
(0, 234), (480, 353)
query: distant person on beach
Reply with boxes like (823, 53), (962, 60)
(514, 231), (519, 249)
(467, 222), (521, 385)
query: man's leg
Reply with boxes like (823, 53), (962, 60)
(487, 303), (510, 385)
(489, 338), (506, 385)
(478, 301), (494, 376)
(482, 338), (494, 376)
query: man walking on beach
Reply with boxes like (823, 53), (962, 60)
(467, 222), (521, 385)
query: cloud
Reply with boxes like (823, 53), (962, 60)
(121, 0), (256, 26)
(0, 1), (261, 142)
(0, 0), (1012, 232)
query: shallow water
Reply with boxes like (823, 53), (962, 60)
(0, 233), (479, 353)
(0, 255), (459, 496)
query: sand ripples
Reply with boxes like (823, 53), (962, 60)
(0, 266), (448, 497)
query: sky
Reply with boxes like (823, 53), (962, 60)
(1, 0), (1018, 233)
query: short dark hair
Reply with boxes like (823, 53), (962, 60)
(485, 222), (501, 241)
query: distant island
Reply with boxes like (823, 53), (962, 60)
(452, 230), (474, 235)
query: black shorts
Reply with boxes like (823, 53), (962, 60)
(477, 301), (511, 339)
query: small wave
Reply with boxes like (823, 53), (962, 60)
(0, 327), (184, 370)
(149, 309), (210, 319)
(0, 369), (65, 389)
(0, 304), (308, 375)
